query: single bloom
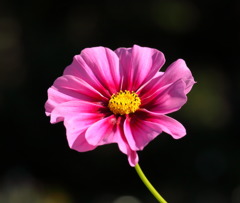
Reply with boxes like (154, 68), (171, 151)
(45, 45), (195, 166)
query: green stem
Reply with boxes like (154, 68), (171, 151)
(134, 163), (167, 203)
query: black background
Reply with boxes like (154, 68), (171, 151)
(0, 0), (239, 202)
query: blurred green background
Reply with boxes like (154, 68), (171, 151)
(0, 0), (239, 202)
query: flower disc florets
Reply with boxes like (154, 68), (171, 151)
(108, 90), (141, 115)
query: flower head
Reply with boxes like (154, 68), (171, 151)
(45, 45), (195, 166)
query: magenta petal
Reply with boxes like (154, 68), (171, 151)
(115, 45), (165, 91)
(70, 131), (96, 152)
(155, 115), (186, 139)
(64, 116), (98, 152)
(140, 109), (186, 139)
(143, 79), (187, 114)
(50, 100), (105, 123)
(64, 47), (120, 95)
(111, 116), (139, 166)
(127, 151), (139, 167)
(45, 87), (82, 117)
(123, 116), (136, 150)
(53, 75), (109, 101)
(48, 100), (105, 151)
(124, 114), (163, 151)
(85, 115), (118, 146)
(139, 59), (195, 99)
(160, 59), (195, 94)
(45, 75), (108, 115)
(85, 115), (139, 166)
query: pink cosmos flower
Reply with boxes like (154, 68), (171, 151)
(45, 45), (195, 166)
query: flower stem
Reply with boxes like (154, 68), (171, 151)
(134, 163), (167, 203)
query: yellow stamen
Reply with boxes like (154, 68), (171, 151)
(108, 90), (141, 115)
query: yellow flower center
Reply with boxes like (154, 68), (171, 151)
(108, 90), (141, 115)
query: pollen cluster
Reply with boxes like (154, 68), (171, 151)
(108, 90), (141, 115)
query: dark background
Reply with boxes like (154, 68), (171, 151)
(0, 0), (239, 202)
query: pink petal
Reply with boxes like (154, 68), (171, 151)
(111, 116), (139, 167)
(85, 115), (139, 166)
(69, 132), (96, 152)
(115, 45), (165, 91)
(160, 59), (196, 94)
(45, 87), (76, 116)
(138, 59), (195, 98)
(127, 150), (139, 167)
(45, 75), (108, 115)
(50, 100), (106, 123)
(64, 116), (100, 152)
(124, 114), (163, 151)
(85, 115), (119, 146)
(155, 115), (186, 139)
(140, 109), (186, 139)
(63, 47), (121, 96)
(48, 100), (105, 151)
(142, 79), (187, 114)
